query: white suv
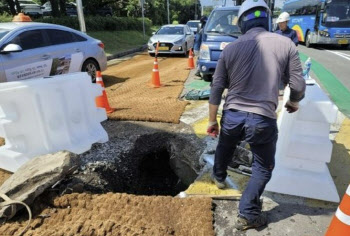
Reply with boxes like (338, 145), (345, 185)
(18, 0), (43, 17)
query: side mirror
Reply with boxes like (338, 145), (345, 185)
(0, 44), (23, 54)
(186, 32), (192, 35)
(152, 32), (156, 35)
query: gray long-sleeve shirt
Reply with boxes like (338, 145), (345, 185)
(209, 27), (306, 119)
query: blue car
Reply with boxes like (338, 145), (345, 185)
(198, 6), (241, 81)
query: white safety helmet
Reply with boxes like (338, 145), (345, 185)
(238, 0), (271, 26)
(276, 12), (290, 23)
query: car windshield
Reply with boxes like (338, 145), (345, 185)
(0, 30), (9, 40)
(323, 0), (350, 27)
(205, 10), (241, 35)
(187, 22), (199, 28)
(157, 26), (184, 35)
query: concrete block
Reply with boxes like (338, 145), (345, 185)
(0, 151), (77, 219)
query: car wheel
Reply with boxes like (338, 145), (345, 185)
(305, 32), (312, 48)
(202, 74), (212, 82)
(82, 59), (100, 82)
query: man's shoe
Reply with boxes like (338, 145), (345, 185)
(210, 173), (226, 189)
(235, 212), (267, 231)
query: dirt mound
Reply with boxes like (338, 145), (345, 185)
(0, 193), (214, 236)
(103, 53), (190, 124)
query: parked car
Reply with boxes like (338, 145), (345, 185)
(0, 22), (107, 82)
(186, 20), (200, 34)
(197, 6), (241, 81)
(147, 24), (195, 56)
(18, 0), (44, 17)
(42, 2), (112, 17)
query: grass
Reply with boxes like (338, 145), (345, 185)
(87, 30), (151, 56)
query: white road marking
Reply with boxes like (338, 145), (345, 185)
(324, 49), (350, 61)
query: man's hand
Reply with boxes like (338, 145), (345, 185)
(207, 121), (219, 138)
(285, 100), (299, 113)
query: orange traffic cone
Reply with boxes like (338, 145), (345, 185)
(188, 48), (195, 70)
(95, 71), (116, 114)
(151, 57), (161, 88)
(325, 184), (350, 235)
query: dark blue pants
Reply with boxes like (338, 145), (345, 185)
(213, 109), (278, 221)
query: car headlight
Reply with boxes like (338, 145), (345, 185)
(174, 38), (184, 45)
(199, 44), (210, 60)
(319, 30), (330, 37)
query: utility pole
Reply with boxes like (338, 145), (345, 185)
(76, 0), (86, 33)
(140, 0), (145, 39)
(167, 0), (170, 24)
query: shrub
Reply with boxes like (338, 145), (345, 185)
(0, 13), (12, 22)
(35, 16), (152, 32)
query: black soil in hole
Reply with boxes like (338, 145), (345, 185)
(137, 149), (188, 196)
(79, 147), (194, 197)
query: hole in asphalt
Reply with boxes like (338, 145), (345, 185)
(136, 148), (188, 196)
(72, 133), (199, 197)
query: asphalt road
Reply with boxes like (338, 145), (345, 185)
(298, 44), (350, 116)
(298, 44), (350, 91)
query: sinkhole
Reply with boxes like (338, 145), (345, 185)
(75, 133), (201, 197)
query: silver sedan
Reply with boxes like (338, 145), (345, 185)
(0, 22), (107, 82)
(148, 24), (195, 56)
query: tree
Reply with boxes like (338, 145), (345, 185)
(50, 0), (60, 17)
(4, 0), (17, 15)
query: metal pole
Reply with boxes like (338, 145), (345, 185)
(141, 0), (145, 39)
(167, 0), (170, 24)
(201, 5), (204, 16)
(76, 0), (86, 33)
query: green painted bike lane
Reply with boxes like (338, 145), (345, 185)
(299, 52), (350, 117)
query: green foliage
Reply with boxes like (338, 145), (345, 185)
(35, 16), (152, 32)
(0, 13), (12, 22)
(88, 30), (150, 56)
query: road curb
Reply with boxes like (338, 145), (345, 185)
(107, 44), (147, 61)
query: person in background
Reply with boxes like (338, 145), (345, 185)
(275, 12), (299, 95)
(275, 12), (299, 46)
(207, 0), (306, 231)
(194, 16), (207, 77)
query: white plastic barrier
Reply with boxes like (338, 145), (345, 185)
(265, 81), (340, 202)
(0, 72), (108, 172)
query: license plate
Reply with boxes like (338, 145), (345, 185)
(338, 39), (349, 44)
(158, 46), (169, 51)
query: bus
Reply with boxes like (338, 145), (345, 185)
(282, 0), (350, 48)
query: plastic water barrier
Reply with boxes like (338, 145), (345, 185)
(265, 81), (340, 202)
(0, 72), (108, 172)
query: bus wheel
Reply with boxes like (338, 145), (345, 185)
(305, 32), (312, 48)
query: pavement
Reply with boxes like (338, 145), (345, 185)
(179, 66), (350, 236)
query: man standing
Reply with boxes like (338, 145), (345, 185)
(275, 12), (299, 46)
(207, 0), (306, 231)
(194, 16), (207, 77)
